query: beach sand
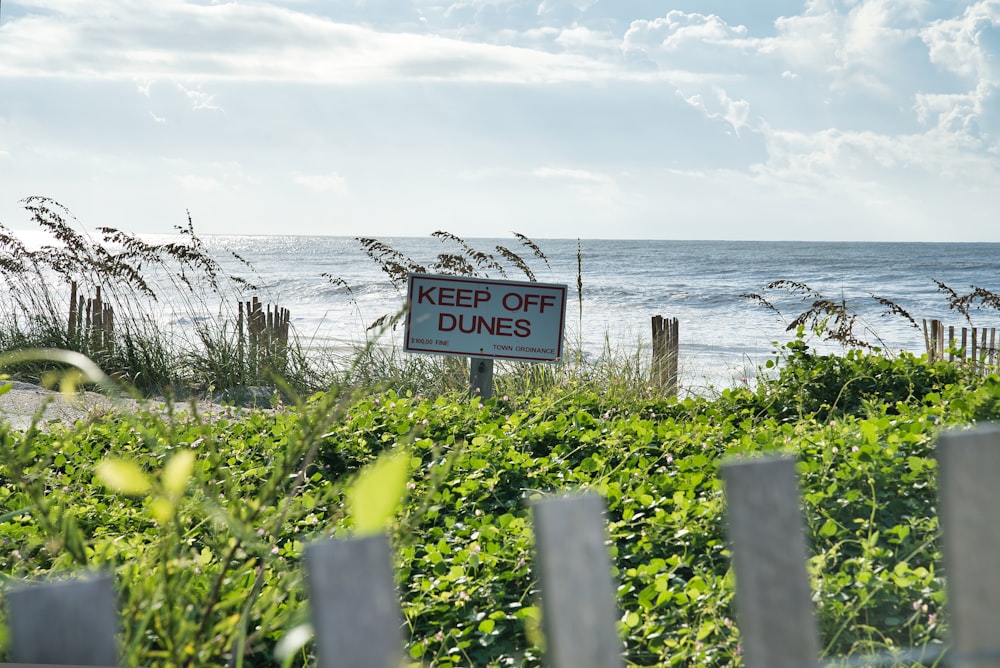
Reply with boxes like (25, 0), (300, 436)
(0, 381), (244, 433)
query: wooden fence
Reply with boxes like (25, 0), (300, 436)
(923, 319), (999, 374)
(238, 297), (291, 376)
(5, 426), (1000, 667)
(67, 282), (114, 354)
(651, 315), (679, 396)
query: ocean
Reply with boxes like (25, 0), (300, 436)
(184, 236), (1000, 393)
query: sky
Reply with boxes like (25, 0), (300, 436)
(1, 0), (998, 241)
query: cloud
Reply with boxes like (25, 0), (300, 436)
(628, 10), (748, 53)
(172, 173), (224, 192)
(176, 83), (223, 111)
(0, 1), (634, 84)
(754, 119), (999, 195)
(922, 0), (1000, 81)
(681, 87), (753, 135)
(532, 166), (623, 204)
(293, 172), (349, 194)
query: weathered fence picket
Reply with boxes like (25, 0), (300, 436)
(304, 534), (403, 668)
(937, 424), (1000, 668)
(67, 282), (114, 354)
(721, 457), (819, 668)
(237, 296), (291, 376)
(923, 318), (999, 374)
(6, 572), (118, 666)
(7, 426), (1000, 667)
(531, 494), (622, 668)
(651, 315), (679, 396)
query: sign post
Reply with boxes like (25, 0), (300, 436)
(470, 357), (494, 400)
(404, 274), (567, 398)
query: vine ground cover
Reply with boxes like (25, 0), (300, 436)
(2, 345), (999, 666)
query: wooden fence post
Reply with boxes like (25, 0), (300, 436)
(304, 534), (403, 668)
(937, 425), (1000, 668)
(651, 315), (679, 397)
(68, 280), (79, 341)
(721, 457), (819, 668)
(531, 493), (623, 668)
(470, 357), (494, 401)
(6, 573), (119, 666)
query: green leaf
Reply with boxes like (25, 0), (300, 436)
(275, 624), (314, 666)
(96, 459), (151, 495)
(819, 519), (838, 537)
(163, 450), (195, 497)
(0, 349), (115, 391)
(150, 497), (175, 524)
(347, 447), (411, 536)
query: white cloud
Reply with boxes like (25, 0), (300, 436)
(914, 84), (992, 134)
(622, 10), (752, 70)
(922, 0), (1000, 82)
(538, 0), (599, 15)
(681, 87), (753, 135)
(754, 119), (998, 193)
(532, 166), (623, 204)
(533, 166), (608, 181)
(553, 25), (618, 54)
(293, 172), (349, 194)
(0, 1), (634, 84)
(172, 174), (224, 191)
(176, 83), (223, 111)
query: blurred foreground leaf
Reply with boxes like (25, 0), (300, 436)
(96, 459), (152, 495)
(347, 447), (410, 535)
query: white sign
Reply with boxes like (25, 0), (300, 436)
(404, 274), (567, 362)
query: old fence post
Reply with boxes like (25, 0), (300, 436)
(937, 424), (1000, 668)
(304, 534), (403, 668)
(470, 357), (494, 401)
(651, 315), (679, 397)
(721, 456), (819, 668)
(6, 572), (119, 666)
(531, 493), (623, 668)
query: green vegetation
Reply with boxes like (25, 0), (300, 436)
(4, 197), (1000, 666)
(2, 338), (998, 666)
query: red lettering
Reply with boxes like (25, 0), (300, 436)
(454, 289), (473, 308)
(436, 314), (529, 337)
(475, 290), (490, 307)
(501, 292), (555, 313)
(418, 285), (436, 304)
(439, 312), (457, 331)
(502, 293), (521, 311)
(468, 315), (493, 334)
(437, 287), (456, 306)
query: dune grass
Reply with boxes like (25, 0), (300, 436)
(1, 198), (685, 404)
